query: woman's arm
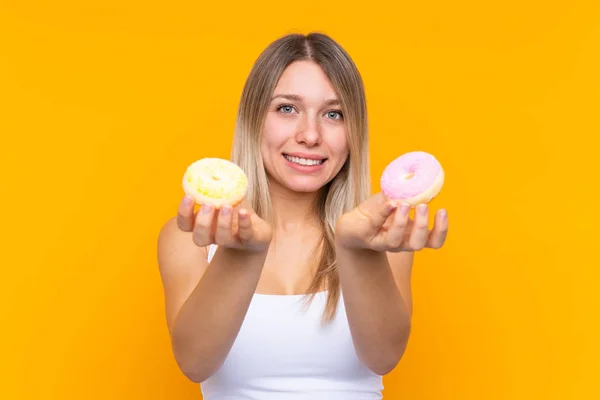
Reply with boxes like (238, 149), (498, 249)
(157, 197), (272, 383)
(334, 192), (448, 376)
(336, 245), (414, 375)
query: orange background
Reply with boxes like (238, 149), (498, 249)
(1, 1), (599, 399)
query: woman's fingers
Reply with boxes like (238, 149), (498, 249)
(236, 209), (254, 243)
(427, 209), (448, 249)
(355, 192), (397, 230)
(177, 195), (196, 232)
(193, 204), (216, 246)
(386, 203), (411, 248)
(214, 205), (233, 244)
(177, 194), (270, 250)
(407, 204), (430, 250)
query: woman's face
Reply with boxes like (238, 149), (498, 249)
(260, 60), (349, 195)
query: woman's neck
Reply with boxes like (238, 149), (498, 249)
(268, 182), (323, 233)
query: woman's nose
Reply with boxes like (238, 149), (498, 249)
(296, 115), (322, 146)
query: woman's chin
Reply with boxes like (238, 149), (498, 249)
(280, 177), (329, 194)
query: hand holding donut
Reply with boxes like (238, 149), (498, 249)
(177, 158), (272, 253)
(335, 152), (448, 252)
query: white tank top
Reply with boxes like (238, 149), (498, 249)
(200, 244), (384, 399)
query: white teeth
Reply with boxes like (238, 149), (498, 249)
(284, 155), (324, 166)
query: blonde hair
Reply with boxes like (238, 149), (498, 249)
(230, 32), (371, 323)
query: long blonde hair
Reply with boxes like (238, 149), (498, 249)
(230, 32), (371, 322)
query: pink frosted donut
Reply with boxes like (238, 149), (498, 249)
(380, 151), (444, 207)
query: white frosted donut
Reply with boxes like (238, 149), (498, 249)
(182, 158), (248, 208)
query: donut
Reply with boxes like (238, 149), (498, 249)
(380, 151), (444, 207)
(182, 158), (248, 208)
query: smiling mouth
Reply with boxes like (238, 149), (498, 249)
(282, 154), (327, 166)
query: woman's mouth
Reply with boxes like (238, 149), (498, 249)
(282, 153), (327, 166)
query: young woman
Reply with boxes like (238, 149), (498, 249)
(157, 32), (448, 399)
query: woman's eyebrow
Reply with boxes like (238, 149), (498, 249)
(271, 94), (340, 105)
(272, 93), (303, 101)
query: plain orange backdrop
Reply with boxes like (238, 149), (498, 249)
(1, 1), (599, 399)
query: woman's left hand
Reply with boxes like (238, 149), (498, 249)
(335, 192), (448, 252)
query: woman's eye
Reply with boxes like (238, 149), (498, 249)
(278, 105), (295, 113)
(326, 110), (343, 120)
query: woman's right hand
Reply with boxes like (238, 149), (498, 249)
(176, 195), (272, 253)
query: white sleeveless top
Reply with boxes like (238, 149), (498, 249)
(200, 244), (384, 399)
